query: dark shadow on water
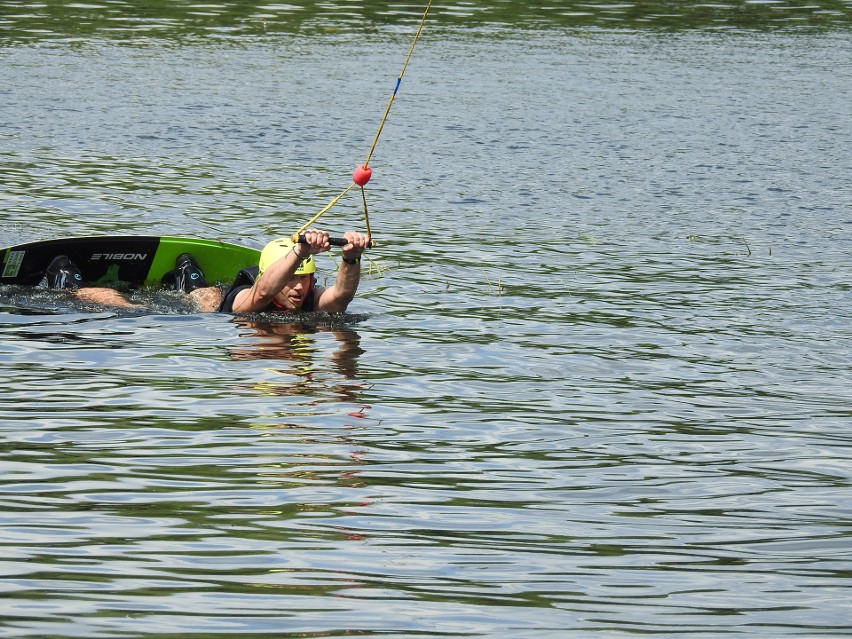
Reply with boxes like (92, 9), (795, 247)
(0, 304), (63, 317)
(1, 287), (369, 392)
(1, 0), (850, 42)
(0, 285), (191, 318)
(1, 285), (371, 320)
(233, 310), (371, 329)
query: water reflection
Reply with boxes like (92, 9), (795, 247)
(1, 0), (850, 42)
(230, 316), (366, 400)
(2, 5), (850, 636)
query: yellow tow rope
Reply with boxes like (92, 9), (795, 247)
(293, 0), (433, 246)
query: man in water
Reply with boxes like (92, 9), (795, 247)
(40, 228), (369, 314)
(214, 229), (369, 313)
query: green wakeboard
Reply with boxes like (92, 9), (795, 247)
(1, 236), (260, 288)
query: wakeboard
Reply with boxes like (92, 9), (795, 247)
(1, 236), (261, 288)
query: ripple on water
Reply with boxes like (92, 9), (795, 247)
(2, 17), (852, 639)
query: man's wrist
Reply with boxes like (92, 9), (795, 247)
(292, 245), (308, 259)
(342, 255), (360, 265)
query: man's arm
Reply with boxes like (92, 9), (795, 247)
(315, 231), (369, 313)
(314, 260), (361, 313)
(231, 231), (330, 313)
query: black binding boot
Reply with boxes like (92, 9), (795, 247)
(40, 255), (85, 290)
(173, 253), (208, 293)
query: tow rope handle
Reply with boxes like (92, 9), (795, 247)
(296, 234), (374, 249)
(298, 234), (346, 247)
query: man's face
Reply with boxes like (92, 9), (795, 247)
(274, 274), (314, 310)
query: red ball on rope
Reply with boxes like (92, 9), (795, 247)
(353, 164), (372, 186)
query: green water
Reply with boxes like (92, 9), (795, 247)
(1, 2), (851, 638)
(2, 0), (852, 39)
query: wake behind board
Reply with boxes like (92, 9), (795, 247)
(1, 236), (260, 288)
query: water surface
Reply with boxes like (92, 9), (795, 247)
(1, 2), (851, 637)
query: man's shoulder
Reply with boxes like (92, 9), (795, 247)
(219, 284), (253, 312)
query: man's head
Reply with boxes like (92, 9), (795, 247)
(259, 237), (316, 276)
(259, 237), (316, 311)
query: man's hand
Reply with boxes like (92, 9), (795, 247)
(342, 231), (370, 262)
(298, 229), (331, 256)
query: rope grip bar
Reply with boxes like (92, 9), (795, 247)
(296, 234), (375, 249)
